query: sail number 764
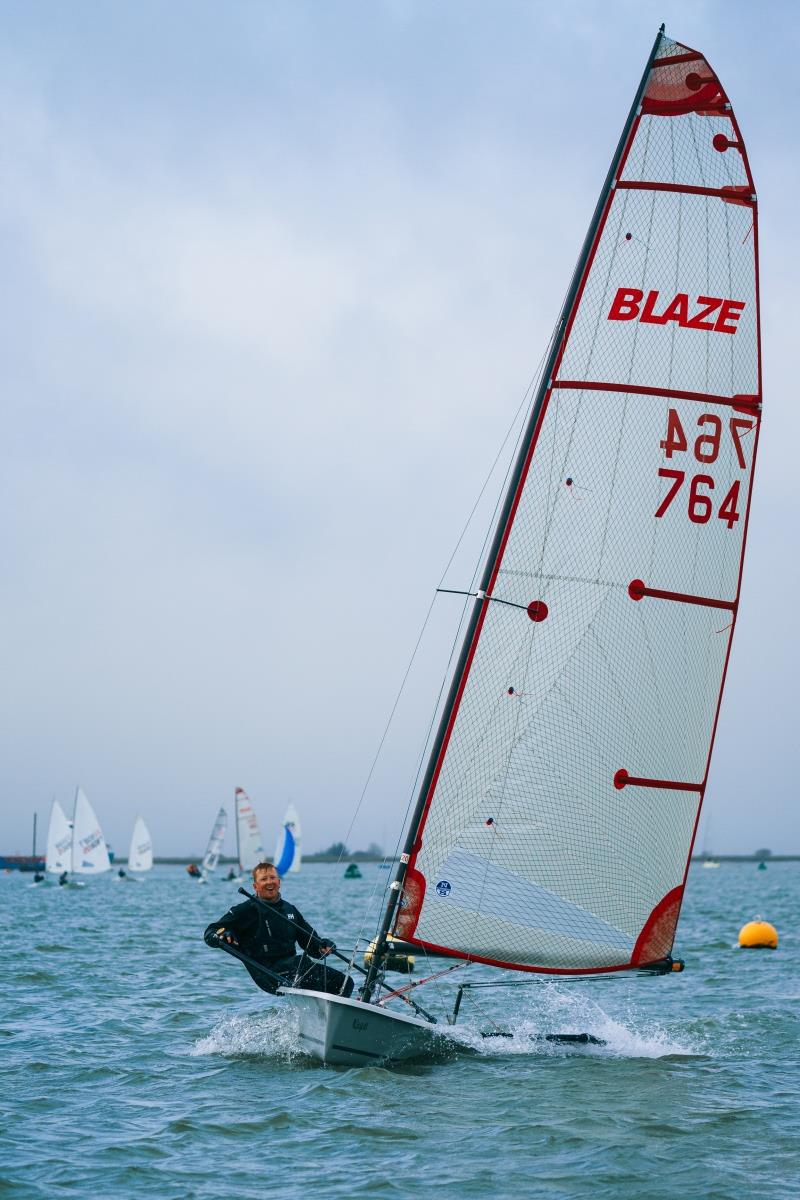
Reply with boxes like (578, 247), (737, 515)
(655, 409), (753, 528)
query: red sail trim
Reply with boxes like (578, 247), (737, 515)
(627, 580), (737, 611)
(404, 933), (657, 977)
(552, 380), (760, 411)
(642, 91), (722, 117)
(641, 86), (723, 117)
(616, 181), (755, 205)
(392, 867), (426, 940)
(651, 52), (703, 68)
(614, 770), (704, 793)
(632, 887), (684, 965)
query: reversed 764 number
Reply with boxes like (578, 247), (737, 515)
(656, 409), (753, 529)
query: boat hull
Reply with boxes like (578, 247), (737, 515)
(279, 987), (452, 1066)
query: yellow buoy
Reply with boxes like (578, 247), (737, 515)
(738, 919), (778, 949)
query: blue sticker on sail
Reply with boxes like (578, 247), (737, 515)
(436, 880), (452, 897)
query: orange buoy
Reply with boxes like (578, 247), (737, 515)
(738, 919), (778, 949)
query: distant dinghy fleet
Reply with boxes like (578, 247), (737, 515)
(188, 792), (302, 882)
(26, 785), (297, 886)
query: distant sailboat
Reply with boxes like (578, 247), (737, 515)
(199, 807), (227, 883)
(273, 802), (302, 876)
(70, 788), (111, 884)
(45, 799), (72, 880)
(229, 788), (265, 882)
(127, 815), (153, 878)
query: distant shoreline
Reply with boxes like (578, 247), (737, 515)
(111, 854), (798, 865)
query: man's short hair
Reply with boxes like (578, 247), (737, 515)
(252, 861), (277, 879)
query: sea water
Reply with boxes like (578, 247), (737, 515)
(1, 862), (797, 1199)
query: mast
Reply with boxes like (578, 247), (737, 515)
(32, 811), (37, 859)
(235, 792), (242, 872)
(362, 25), (667, 1002)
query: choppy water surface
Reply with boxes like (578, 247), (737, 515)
(2, 863), (798, 1199)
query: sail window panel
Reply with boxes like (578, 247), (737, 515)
(620, 113), (748, 191)
(558, 190), (758, 399)
(653, 36), (688, 62)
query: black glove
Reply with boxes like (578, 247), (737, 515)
(319, 940), (336, 955)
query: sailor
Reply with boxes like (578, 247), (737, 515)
(204, 861), (353, 998)
(58, 871), (68, 886)
(118, 868), (127, 879)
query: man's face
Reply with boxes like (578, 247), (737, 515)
(253, 867), (280, 901)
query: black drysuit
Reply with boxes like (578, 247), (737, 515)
(204, 895), (353, 997)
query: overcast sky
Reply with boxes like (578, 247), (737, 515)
(2, 0), (797, 859)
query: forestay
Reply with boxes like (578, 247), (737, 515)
(395, 35), (760, 973)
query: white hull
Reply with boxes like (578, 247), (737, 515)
(280, 987), (453, 1066)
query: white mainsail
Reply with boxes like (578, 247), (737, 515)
(71, 788), (111, 876)
(45, 799), (72, 874)
(128, 816), (153, 873)
(201, 806), (227, 878)
(234, 788), (265, 873)
(393, 34), (759, 975)
(274, 802), (302, 875)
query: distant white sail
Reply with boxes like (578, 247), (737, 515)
(202, 806), (227, 877)
(45, 799), (72, 874)
(274, 802), (302, 876)
(128, 816), (153, 873)
(71, 787), (111, 876)
(235, 788), (265, 873)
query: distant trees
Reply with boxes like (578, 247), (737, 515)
(753, 848), (772, 861)
(320, 842), (349, 858)
(315, 841), (385, 859)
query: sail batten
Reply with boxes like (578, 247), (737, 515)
(391, 32), (760, 975)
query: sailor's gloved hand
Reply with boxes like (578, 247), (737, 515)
(318, 940), (335, 956)
(215, 927), (239, 946)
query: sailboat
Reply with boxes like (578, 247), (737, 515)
(198, 806), (227, 883)
(227, 788), (266, 882)
(280, 28), (761, 1064)
(45, 788), (111, 886)
(125, 815), (153, 879)
(273, 802), (302, 876)
(45, 799), (73, 880)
